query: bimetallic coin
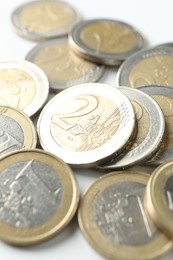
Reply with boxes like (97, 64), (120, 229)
(69, 19), (145, 66)
(97, 87), (165, 170)
(117, 46), (173, 88)
(0, 149), (79, 246)
(37, 83), (135, 167)
(0, 61), (49, 117)
(0, 106), (37, 157)
(146, 161), (173, 239)
(26, 38), (104, 92)
(78, 171), (172, 260)
(139, 86), (173, 164)
(11, 0), (81, 41)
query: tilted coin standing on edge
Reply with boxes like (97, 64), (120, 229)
(11, 0), (81, 41)
(139, 86), (173, 165)
(78, 171), (173, 260)
(69, 19), (145, 66)
(37, 83), (135, 168)
(0, 106), (37, 157)
(0, 61), (49, 118)
(0, 149), (79, 246)
(26, 38), (104, 92)
(145, 161), (173, 239)
(117, 46), (173, 88)
(97, 87), (165, 170)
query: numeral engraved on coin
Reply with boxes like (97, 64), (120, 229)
(136, 196), (152, 238)
(51, 95), (98, 130)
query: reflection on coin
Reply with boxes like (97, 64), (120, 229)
(26, 38), (104, 92)
(139, 86), (173, 164)
(146, 161), (173, 239)
(69, 19), (145, 66)
(0, 61), (49, 117)
(0, 106), (37, 157)
(97, 87), (165, 170)
(11, 0), (81, 41)
(117, 46), (173, 88)
(37, 83), (135, 167)
(0, 149), (79, 246)
(78, 171), (172, 260)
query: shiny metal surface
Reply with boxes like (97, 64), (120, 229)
(37, 83), (135, 167)
(0, 60), (49, 118)
(26, 38), (104, 92)
(69, 19), (145, 65)
(97, 87), (165, 170)
(117, 46), (173, 88)
(11, 0), (81, 41)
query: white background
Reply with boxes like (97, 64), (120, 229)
(1, 0), (173, 259)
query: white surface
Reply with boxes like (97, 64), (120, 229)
(1, 0), (173, 259)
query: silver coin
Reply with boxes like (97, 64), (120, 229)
(78, 171), (172, 260)
(117, 46), (173, 88)
(139, 85), (173, 165)
(11, 0), (81, 41)
(26, 38), (104, 92)
(69, 19), (145, 66)
(37, 83), (135, 168)
(97, 87), (165, 170)
(0, 106), (37, 157)
(0, 149), (79, 245)
(0, 60), (49, 118)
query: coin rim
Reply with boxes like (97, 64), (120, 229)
(145, 160), (173, 239)
(0, 60), (49, 118)
(97, 87), (165, 170)
(37, 83), (135, 167)
(0, 105), (37, 157)
(0, 148), (79, 246)
(69, 18), (145, 66)
(78, 170), (173, 260)
(11, 0), (81, 41)
(25, 38), (105, 92)
(116, 46), (173, 88)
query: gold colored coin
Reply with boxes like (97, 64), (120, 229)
(11, 0), (81, 41)
(145, 161), (173, 239)
(80, 21), (137, 54)
(0, 106), (37, 157)
(129, 56), (173, 87)
(0, 149), (79, 246)
(78, 171), (172, 260)
(26, 38), (104, 92)
(69, 19), (144, 65)
(118, 47), (173, 88)
(0, 61), (49, 117)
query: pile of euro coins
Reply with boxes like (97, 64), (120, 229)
(1, 0), (173, 259)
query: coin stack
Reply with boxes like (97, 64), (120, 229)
(1, 0), (173, 259)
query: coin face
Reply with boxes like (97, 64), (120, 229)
(78, 171), (172, 260)
(37, 83), (135, 167)
(139, 85), (173, 164)
(97, 87), (165, 170)
(117, 46), (173, 88)
(0, 61), (49, 117)
(69, 19), (145, 65)
(0, 106), (37, 157)
(146, 161), (173, 239)
(11, 0), (81, 41)
(0, 149), (79, 245)
(26, 38), (104, 92)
